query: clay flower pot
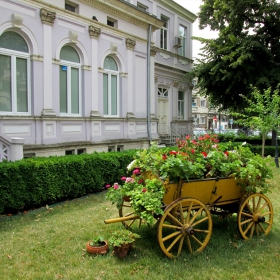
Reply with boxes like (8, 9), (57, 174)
(86, 240), (109, 255)
(113, 243), (132, 259)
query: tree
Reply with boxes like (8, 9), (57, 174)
(230, 86), (280, 157)
(191, 0), (280, 111)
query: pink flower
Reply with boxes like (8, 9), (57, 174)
(113, 183), (119, 189)
(192, 139), (197, 145)
(121, 176), (126, 181)
(105, 184), (111, 189)
(133, 168), (141, 175)
(142, 188), (147, 193)
(125, 177), (135, 183)
(185, 135), (191, 140)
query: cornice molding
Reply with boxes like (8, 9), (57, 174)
(150, 46), (159, 57)
(80, 0), (163, 31)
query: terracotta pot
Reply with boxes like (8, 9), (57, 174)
(113, 243), (131, 258)
(86, 241), (109, 255)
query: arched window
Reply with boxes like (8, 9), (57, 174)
(103, 56), (119, 116)
(0, 31), (30, 113)
(60, 45), (81, 115)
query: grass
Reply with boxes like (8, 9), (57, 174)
(0, 163), (280, 280)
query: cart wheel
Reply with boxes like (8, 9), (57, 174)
(119, 199), (142, 229)
(237, 193), (273, 240)
(157, 197), (212, 258)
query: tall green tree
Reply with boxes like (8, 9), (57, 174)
(230, 86), (280, 157)
(191, 0), (280, 111)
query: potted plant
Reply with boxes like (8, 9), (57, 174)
(86, 236), (109, 255)
(109, 229), (140, 258)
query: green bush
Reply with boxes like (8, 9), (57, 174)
(0, 150), (135, 215)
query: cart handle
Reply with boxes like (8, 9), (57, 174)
(104, 214), (140, 224)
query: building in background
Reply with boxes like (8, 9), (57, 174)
(191, 78), (229, 131)
(0, 0), (196, 159)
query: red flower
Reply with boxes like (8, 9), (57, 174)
(142, 188), (147, 193)
(185, 135), (191, 140)
(169, 150), (177, 155)
(201, 151), (207, 157)
(191, 149), (195, 154)
(224, 151), (229, 156)
(162, 154), (167, 160)
(138, 179), (143, 184)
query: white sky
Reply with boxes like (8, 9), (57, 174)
(173, 0), (217, 59)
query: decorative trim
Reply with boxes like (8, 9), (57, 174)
(110, 43), (118, 54)
(40, 8), (56, 26)
(41, 109), (56, 116)
(120, 72), (128, 78)
(126, 112), (135, 118)
(160, 52), (170, 60)
(12, 14), (23, 29)
(69, 31), (78, 44)
(89, 25), (101, 39)
(150, 46), (158, 57)
(173, 80), (179, 88)
(179, 59), (188, 66)
(82, 65), (92, 71)
(31, 55), (43, 62)
(52, 58), (61, 65)
(126, 38), (136, 50)
(90, 111), (101, 117)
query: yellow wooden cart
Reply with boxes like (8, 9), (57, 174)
(104, 177), (273, 258)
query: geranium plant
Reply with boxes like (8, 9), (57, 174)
(105, 134), (273, 225)
(109, 229), (140, 247)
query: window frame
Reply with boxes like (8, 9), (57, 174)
(178, 91), (185, 120)
(103, 57), (119, 117)
(0, 46), (31, 115)
(65, 0), (79, 13)
(178, 24), (186, 57)
(160, 15), (169, 50)
(59, 58), (81, 116)
(192, 97), (197, 107)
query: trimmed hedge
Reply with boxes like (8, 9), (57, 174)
(0, 151), (135, 215)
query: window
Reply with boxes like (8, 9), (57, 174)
(65, 0), (78, 13)
(77, 148), (86, 154)
(160, 15), (169, 50)
(178, 91), (184, 120)
(65, 149), (75, 155)
(192, 97), (197, 107)
(178, 25), (186, 56)
(59, 45), (81, 115)
(0, 31), (30, 114)
(137, 2), (148, 11)
(103, 56), (119, 116)
(199, 116), (206, 124)
(158, 87), (168, 98)
(200, 100), (206, 107)
(107, 17), (117, 28)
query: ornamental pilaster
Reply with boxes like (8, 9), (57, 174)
(89, 25), (101, 39)
(126, 38), (136, 50)
(40, 8), (56, 26)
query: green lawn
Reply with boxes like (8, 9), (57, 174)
(0, 164), (279, 280)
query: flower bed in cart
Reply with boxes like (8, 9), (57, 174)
(105, 134), (273, 225)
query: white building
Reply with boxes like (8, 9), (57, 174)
(0, 0), (196, 159)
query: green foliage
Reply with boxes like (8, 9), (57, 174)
(0, 151), (134, 214)
(109, 229), (140, 247)
(230, 86), (280, 157)
(190, 0), (280, 110)
(89, 236), (105, 247)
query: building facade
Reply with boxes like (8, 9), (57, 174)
(0, 0), (196, 158)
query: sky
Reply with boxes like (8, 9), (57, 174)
(173, 0), (217, 59)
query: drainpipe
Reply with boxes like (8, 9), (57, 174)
(147, 24), (152, 145)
